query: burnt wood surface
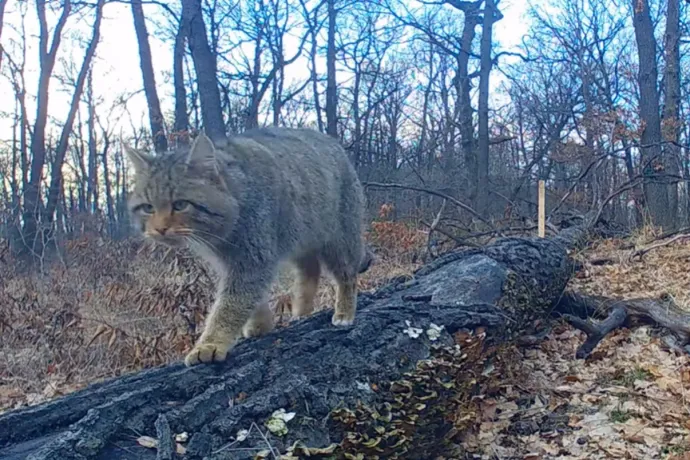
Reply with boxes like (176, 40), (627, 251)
(0, 227), (589, 460)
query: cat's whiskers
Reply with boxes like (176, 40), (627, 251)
(187, 234), (223, 257)
(189, 229), (238, 249)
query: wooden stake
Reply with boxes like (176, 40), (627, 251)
(538, 180), (546, 238)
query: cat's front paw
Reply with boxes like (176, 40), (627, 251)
(331, 312), (355, 327)
(184, 342), (232, 366)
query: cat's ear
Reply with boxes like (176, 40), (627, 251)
(186, 132), (218, 172)
(122, 141), (152, 173)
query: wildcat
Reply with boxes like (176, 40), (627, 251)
(125, 127), (371, 366)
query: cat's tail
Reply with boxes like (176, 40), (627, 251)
(358, 245), (375, 274)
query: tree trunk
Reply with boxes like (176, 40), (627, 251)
(173, 19), (189, 146)
(632, 0), (668, 230)
(21, 0), (72, 257)
(455, 1), (481, 201)
(476, 0), (500, 216)
(100, 132), (115, 236)
(246, 29), (263, 130)
(181, 0), (226, 144)
(0, 0), (7, 72)
(325, 0), (338, 137)
(662, 0), (680, 230)
(43, 0), (105, 231)
(86, 72), (99, 214)
(305, 3), (324, 133)
(131, 0), (168, 153)
(0, 225), (592, 459)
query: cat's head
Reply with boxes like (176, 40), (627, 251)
(124, 133), (240, 250)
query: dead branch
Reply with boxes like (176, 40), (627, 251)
(555, 292), (690, 359)
(548, 152), (609, 219)
(424, 199), (448, 260)
(562, 307), (628, 359)
(362, 182), (495, 229)
(630, 232), (690, 261)
(590, 177), (644, 227)
(420, 220), (478, 249)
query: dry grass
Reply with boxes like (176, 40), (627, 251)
(0, 217), (427, 413)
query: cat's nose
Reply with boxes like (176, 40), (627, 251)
(154, 227), (168, 235)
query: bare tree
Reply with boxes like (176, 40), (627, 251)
(21, 0), (73, 256)
(299, 0), (325, 132)
(662, 0), (681, 229)
(181, 0), (226, 143)
(86, 71), (99, 213)
(44, 0), (106, 233)
(632, 0), (668, 229)
(173, 19), (190, 144)
(0, 0), (8, 72)
(326, 0), (338, 137)
(476, 0), (502, 214)
(131, 0), (168, 153)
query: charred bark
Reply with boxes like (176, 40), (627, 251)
(0, 227), (590, 459)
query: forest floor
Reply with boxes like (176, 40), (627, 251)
(444, 235), (690, 460)
(2, 226), (690, 459)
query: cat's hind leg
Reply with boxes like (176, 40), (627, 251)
(290, 253), (321, 319)
(242, 301), (274, 338)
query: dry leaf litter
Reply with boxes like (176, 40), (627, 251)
(329, 237), (690, 459)
(4, 236), (690, 459)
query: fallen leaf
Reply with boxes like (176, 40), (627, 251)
(136, 436), (158, 449)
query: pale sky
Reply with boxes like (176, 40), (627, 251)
(0, 0), (532, 146)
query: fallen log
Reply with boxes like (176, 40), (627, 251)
(0, 226), (590, 460)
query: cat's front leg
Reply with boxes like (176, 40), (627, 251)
(184, 276), (270, 366)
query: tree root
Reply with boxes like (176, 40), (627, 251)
(555, 292), (690, 359)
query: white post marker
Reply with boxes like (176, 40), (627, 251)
(538, 180), (546, 238)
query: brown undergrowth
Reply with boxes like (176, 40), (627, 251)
(0, 215), (427, 413)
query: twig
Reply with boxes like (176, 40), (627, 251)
(548, 153), (608, 219)
(630, 233), (690, 261)
(212, 422), (279, 458)
(154, 414), (175, 460)
(419, 220), (474, 248)
(424, 199), (447, 260)
(590, 177), (644, 227)
(362, 182), (495, 229)
(444, 225), (538, 241)
(627, 225), (690, 248)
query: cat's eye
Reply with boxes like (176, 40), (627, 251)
(135, 203), (154, 214)
(172, 200), (192, 212)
